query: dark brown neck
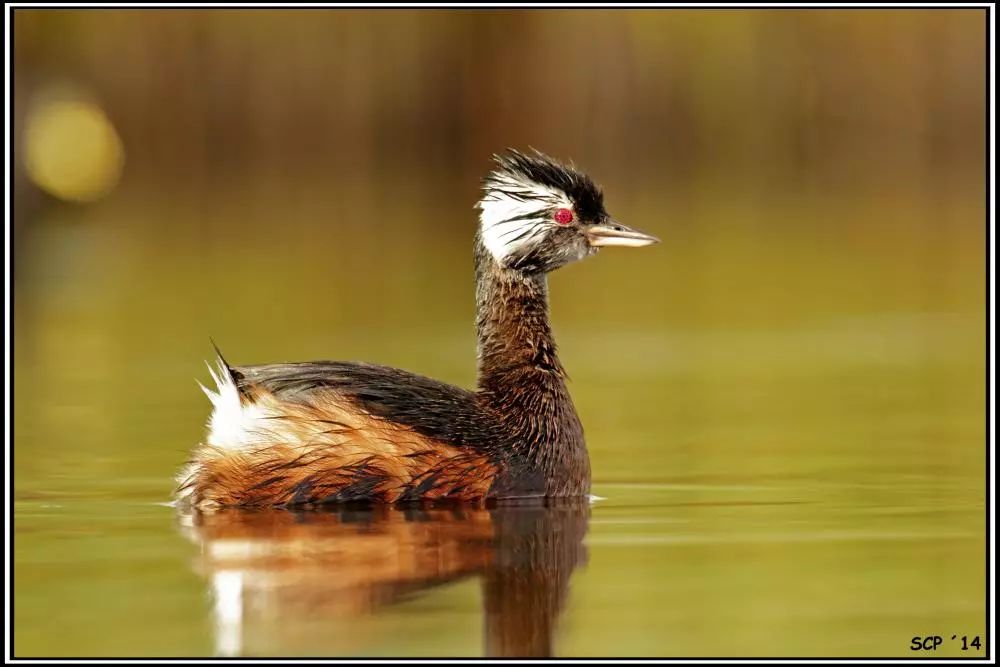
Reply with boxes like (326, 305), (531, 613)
(474, 236), (589, 494)
(475, 237), (563, 381)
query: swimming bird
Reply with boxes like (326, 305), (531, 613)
(176, 149), (658, 508)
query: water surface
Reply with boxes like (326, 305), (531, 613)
(13, 182), (986, 657)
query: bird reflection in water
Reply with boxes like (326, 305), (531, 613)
(177, 499), (590, 657)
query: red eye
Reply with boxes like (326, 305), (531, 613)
(553, 208), (574, 225)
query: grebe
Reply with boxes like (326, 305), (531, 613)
(176, 149), (658, 508)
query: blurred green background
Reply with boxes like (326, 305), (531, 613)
(12, 8), (987, 658)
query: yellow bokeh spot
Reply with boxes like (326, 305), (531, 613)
(23, 100), (125, 203)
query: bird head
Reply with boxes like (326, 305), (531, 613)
(476, 149), (658, 273)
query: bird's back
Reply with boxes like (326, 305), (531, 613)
(176, 357), (511, 509)
(233, 361), (505, 450)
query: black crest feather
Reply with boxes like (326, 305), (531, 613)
(486, 148), (606, 222)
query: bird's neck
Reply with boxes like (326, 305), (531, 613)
(473, 235), (587, 487)
(475, 236), (564, 382)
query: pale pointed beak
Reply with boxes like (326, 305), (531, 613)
(586, 220), (660, 248)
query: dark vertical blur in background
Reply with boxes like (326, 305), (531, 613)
(13, 9), (985, 233)
(12, 9), (987, 657)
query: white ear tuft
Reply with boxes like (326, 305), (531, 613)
(477, 172), (570, 262)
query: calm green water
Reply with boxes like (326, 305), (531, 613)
(13, 180), (986, 657)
